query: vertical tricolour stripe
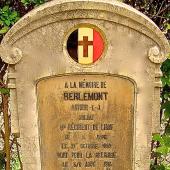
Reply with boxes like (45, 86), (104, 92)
(67, 29), (78, 62)
(93, 29), (104, 62)
(78, 28), (93, 64)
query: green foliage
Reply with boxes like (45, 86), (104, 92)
(151, 134), (170, 170)
(0, 5), (20, 35)
(0, 88), (10, 95)
(151, 164), (170, 170)
(150, 59), (170, 169)
(21, 0), (46, 6)
(153, 134), (170, 154)
(165, 24), (170, 34)
(11, 153), (21, 170)
(161, 59), (170, 87)
(161, 101), (170, 119)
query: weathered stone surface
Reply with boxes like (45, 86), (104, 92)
(37, 74), (135, 170)
(0, 45), (22, 64)
(0, 0), (169, 170)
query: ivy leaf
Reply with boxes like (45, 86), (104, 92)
(3, 12), (9, 17)
(166, 24), (170, 30)
(164, 93), (169, 99)
(0, 16), (6, 21)
(15, 16), (20, 22)
(168, 53), (170, 59)
(161, 76), (170, 86)
(165, 165), (170, 170)
(151, 164), (166, 170)
(153, 134), (164, 144)
(0, 20), (3, 25)
(164, 111), (170, 119)
(2, 6), (9, 12)
(4, 19), (11, 26)
(0, 88), (10, 95)
(165, 126), (170, 135)
(0, 26), (9, 34)
(10, 11), (18, 19)
(162, 101), (170, 112)
(157, 164), (166, 170)
(161, 101), (170, 118)
(156, 146), (168, 155)
(167, 78), (170, 86)
(21, 0), (31, 6)
(162, 136), (170, 147)
(161, 77), (167, 86)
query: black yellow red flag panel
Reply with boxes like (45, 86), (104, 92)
(67, 26), (105, 64)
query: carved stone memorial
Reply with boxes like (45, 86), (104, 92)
(0, 0), (169, 170)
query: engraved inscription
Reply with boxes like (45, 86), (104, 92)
(37, 74), (135, 170)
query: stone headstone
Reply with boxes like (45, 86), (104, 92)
(0, 0), (169, 170)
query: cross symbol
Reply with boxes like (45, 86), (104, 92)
(78, 36), (93, 57)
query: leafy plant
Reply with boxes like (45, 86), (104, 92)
(11, 153), (21, 170)
(0, 5), (20, 35)
(21, 0), (46, 6)
(150, 134), (170, 170)
(0, 88), (10, 95)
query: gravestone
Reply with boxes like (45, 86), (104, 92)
(0, 0), (169, 170)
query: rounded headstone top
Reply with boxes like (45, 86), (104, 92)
(1, 0), (170, 55)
